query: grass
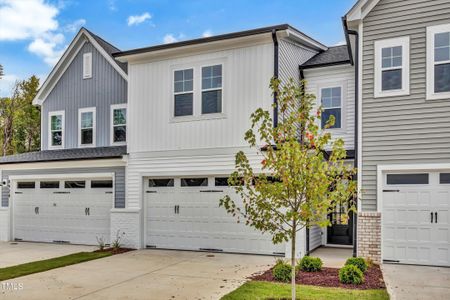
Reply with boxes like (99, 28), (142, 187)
(221, 281), (389, 300)
(0, 251), (112, 281)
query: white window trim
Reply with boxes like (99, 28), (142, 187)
(83, 52), (92, 79)
(173, 67), (195, 118)
(427, 23), (450, 100)
(48, 110), (65, 150)
(110, 103), (127, 146)
(200, 63), (224, 115)
(317, 81), (347, 132)
(78, 107), (96, 148)
(374, 36), (410, 98)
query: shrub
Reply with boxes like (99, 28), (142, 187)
(298, 256), (323, 272)
(339, 265), (364, 284)
(272, 260), (292, 282)
(345, 257), (368, 273)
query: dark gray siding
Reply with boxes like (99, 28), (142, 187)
(42, 42), (127, 150)
(2, 166), (125, 208)
(361, 0), (450, 211)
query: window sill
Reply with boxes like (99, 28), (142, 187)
(170, 113), (226, 123)
(48, 146), (64, 150)
(111, 142), (127, 146)
(426, 92), (450, 101)
(374, 89), (409, 98)
(78, 144), (96, 148)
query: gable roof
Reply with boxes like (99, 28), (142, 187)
(346, 0), (382, 22)
(300, 45), (351, 69)
(33, 28), (128, 106)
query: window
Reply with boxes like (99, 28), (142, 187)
(181, 178), (208, 187)
(374, 37), (409, 97)
(202, 65), (222, 114)
(427, 24), (450, 100)
(215, 177), (229, 186)
(64, 181), (86, 188)
(149, 178), (174, 187)
(321, 87), (341, 129)
(83, 52), (92, 79)
(386, 174), (429, 185)
(79, 107), (96, 147)
(17, 182), (35, 189)
(111, 104), (127, 145)
(91, 180), (113, 188)
(40, 181), (60, 189)
(440, 173), (450, 184)
(48, 111), (64, 149)
(174, 69), (194, 117)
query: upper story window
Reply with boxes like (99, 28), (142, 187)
(427, 24), (450, 100)
(83, 52), (92, 79)
(321, 87), (341, 129)
(374, 37), (409, 98)
(48, 111), (64, 149)
(201, 65), (222, 114)
(111, 104), (127, 145)
(78, 107), (96, 147)
(174, 68), (194, 117)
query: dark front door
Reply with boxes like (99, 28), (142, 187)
(327, 204), (353, 245)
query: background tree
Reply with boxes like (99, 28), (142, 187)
(220, 78), (357, 300)
(0, 64), (3, 79)
(0, 83), (20, 156)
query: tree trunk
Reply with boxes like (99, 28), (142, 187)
(291, 221), (297, 300)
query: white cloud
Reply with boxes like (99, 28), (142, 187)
(202, 30), (213, 38)
(64, 19), (86, 33)
(334, 40), (347, 46)
(107, 0), (117, 11)
(127, 12), (151, 26)
(28, 33), (66, 65)
(163, 34), (178, 44)
(0, 74), (19, 97)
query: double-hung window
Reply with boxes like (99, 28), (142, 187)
(174, 68), (194, 117)
(374, 37), (409, 97)
(321, 87), (342, 129)
(427, 24), (450, 100)
(78, 107), (96, 147)
(48, 111), (64, 149)
(201, 65), (222, 114)
(111, 104), (127, 145)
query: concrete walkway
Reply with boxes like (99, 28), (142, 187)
(0, 242), (95, 268)
(310, 247), (352, 268)
(0, 249), (276, 300)
(382, 264), (450, 300)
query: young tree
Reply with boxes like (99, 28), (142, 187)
(220, 78), (357, 300)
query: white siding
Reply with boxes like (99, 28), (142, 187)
(304, 65), (355, 150)
(309, 225), (322, 251)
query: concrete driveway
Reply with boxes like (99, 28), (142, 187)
(0, 242), (95, 268)
(0, 249), (275, 300)
(382, 264), (450, 300)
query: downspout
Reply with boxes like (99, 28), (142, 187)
(342, 16), (359, 258)
(272, 29), (279, 128)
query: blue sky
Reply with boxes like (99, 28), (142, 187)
(0, 0), (355, 96)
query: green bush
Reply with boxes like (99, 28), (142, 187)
(272, 260), (292, 282)
(345, 257), (368, 273)
(339, 265), (364, 284)
(298, 256), (323, 272)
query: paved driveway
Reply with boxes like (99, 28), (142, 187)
(0, 242), (95, 268)
(382, 264), (450, 300)
(0, 249), (275, 300)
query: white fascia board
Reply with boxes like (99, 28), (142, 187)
(9, 172), (114, 181)
(285, 29), (327, 51)
(0, 158), (125, 171)
(346, 0), (381, 22)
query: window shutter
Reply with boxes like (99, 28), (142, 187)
(83, 53), (92, 79)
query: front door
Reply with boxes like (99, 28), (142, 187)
(327, 202), (353, 245)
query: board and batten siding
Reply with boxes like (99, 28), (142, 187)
(361, 0), (450, 211)
(304, 65), (355, 150)
(42, 42), (127, 150)
(1, 166), (125, 208)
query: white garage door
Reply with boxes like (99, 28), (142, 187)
(145, 177), (285, 255)
(13, 177), (113, 245)
(382, 172), (450, 266)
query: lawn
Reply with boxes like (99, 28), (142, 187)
(0, 251), (112, 281)
(221, 281), (389, 300)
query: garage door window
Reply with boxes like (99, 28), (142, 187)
(181, 178), (208, 187)
(149, 179), (174, 187)
(17, 182), (35, 189)
(440, 173), (450, 184)
(215, 177), (229, 186)
(386, 173), (429, 185)
(91, 180), (113, 188)
(64, 181), (86, 188)
(40, 181), (60, 189)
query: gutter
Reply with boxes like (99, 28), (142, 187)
(272, 29), (279, 128)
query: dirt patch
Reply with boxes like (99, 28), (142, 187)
(251, 265), (385, 290)
(94, 248), (134, 255)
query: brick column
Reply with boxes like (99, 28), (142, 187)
(357, 212), (381, 263)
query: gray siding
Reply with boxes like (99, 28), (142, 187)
(2, 166), (125, 208)
(361, 0), (450, 211)
(309, 225), (322, 251)
(279, 39), (317, 83)
(42, 42), (127, 150)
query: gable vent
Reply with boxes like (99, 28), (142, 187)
(83, 52), (92, 79)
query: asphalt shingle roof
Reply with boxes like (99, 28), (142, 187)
(301, 45), (351, 68)
(0, 146), (127, 165)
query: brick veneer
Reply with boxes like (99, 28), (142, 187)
(357, 212), (381, 263)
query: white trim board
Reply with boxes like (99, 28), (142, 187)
(8, 172), (114, 181)
(0, 158), (126, 171)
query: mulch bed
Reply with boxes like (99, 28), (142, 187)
(250, 265), (385, 290)
(94, 248), (134, 255)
